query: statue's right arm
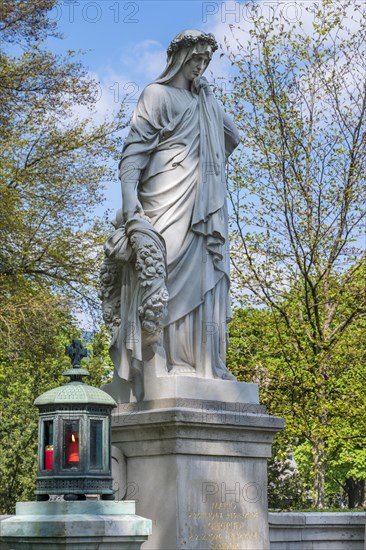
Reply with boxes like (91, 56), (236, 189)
(119, 161), (143, 223)
(119, 84), (166, 223)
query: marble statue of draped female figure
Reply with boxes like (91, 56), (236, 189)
(100, 30), (240, 399)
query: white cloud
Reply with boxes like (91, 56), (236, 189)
(119, 39), (166, 80)
(200, 0), (365, 100)
(74, 2), (365, 126)
(67, 39), (166, 124)
(81, 40), (166, 122)
(201, 0), (365, 55)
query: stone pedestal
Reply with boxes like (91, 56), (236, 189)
(0, 501), (151, 550)
(110, 376), (284, 550)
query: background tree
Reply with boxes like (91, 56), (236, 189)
(0, 0), (127, 314)
(0, 0), (121, 512)
(0, 299), (113, 513)
(228, 303), (365, 509)
(0, 290), (74, 514)
(222, 0), (366, 507)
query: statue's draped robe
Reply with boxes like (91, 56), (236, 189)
(113, 82), (239, 380)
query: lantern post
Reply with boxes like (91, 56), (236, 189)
(34, 339), (116, 501)
(0, 339), (152, 549)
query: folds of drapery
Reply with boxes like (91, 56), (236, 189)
(107, 82), (239, 381)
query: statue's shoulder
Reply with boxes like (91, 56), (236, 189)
(140, 83), (172, 102)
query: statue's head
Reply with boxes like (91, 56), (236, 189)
(167, 29), (218, 61)
(155, 29), (218, 85)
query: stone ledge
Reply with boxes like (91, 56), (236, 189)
(104, 371), (260, 405)
(0, 501), (152, 550)
(113, 397), (266, 414)
(112, 403), (284, 458)
(112, 401), (284, 430)
(16, 501), (136, 516)
(269, 512), (366, 550)
(269, 511), (366, 525)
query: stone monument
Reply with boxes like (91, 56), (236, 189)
(101, 29), (283, 550)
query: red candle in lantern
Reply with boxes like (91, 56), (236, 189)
(68, 433), (79, 463)
(45, 445), (53, 470)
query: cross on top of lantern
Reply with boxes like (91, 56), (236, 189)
(34, 339), (116, 501)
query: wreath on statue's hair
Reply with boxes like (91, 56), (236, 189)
(167, 32), (218, 56)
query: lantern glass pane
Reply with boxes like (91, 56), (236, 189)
(43, 420), (54, 470)
(90, 419), (103, 469)
(63, 420), (80, 469)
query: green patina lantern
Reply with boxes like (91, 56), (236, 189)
(34, 339), (116, 501)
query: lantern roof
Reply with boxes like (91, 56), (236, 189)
(34, 381), (116, 406)
(34, 339), (116, 407)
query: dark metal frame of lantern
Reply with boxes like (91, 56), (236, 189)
(34, 340), (116, 501)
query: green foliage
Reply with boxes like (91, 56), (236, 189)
(0, 0), (60, 44)
(0, 0), (120, 512)
(84, 326), (114, 388)
(223, 0), (366, 507)
(227, 304), (366, 509)
(0, 0), (127, 314)
(0, 287), (75, 513)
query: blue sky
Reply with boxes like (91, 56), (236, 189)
(46, 0), (243, 211)
(39, 1), (364, 326)
(43, 0), (256, 328)
(44, 0), (362, 216)
(48, 0), (309, 213)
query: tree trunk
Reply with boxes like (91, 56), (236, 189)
(313, 438), (326, 507)
(345, 478), (365, 508)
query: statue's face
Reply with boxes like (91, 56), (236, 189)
(181, 53), (210, 81)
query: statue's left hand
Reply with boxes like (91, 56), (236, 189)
(192, 76), (214, 96)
